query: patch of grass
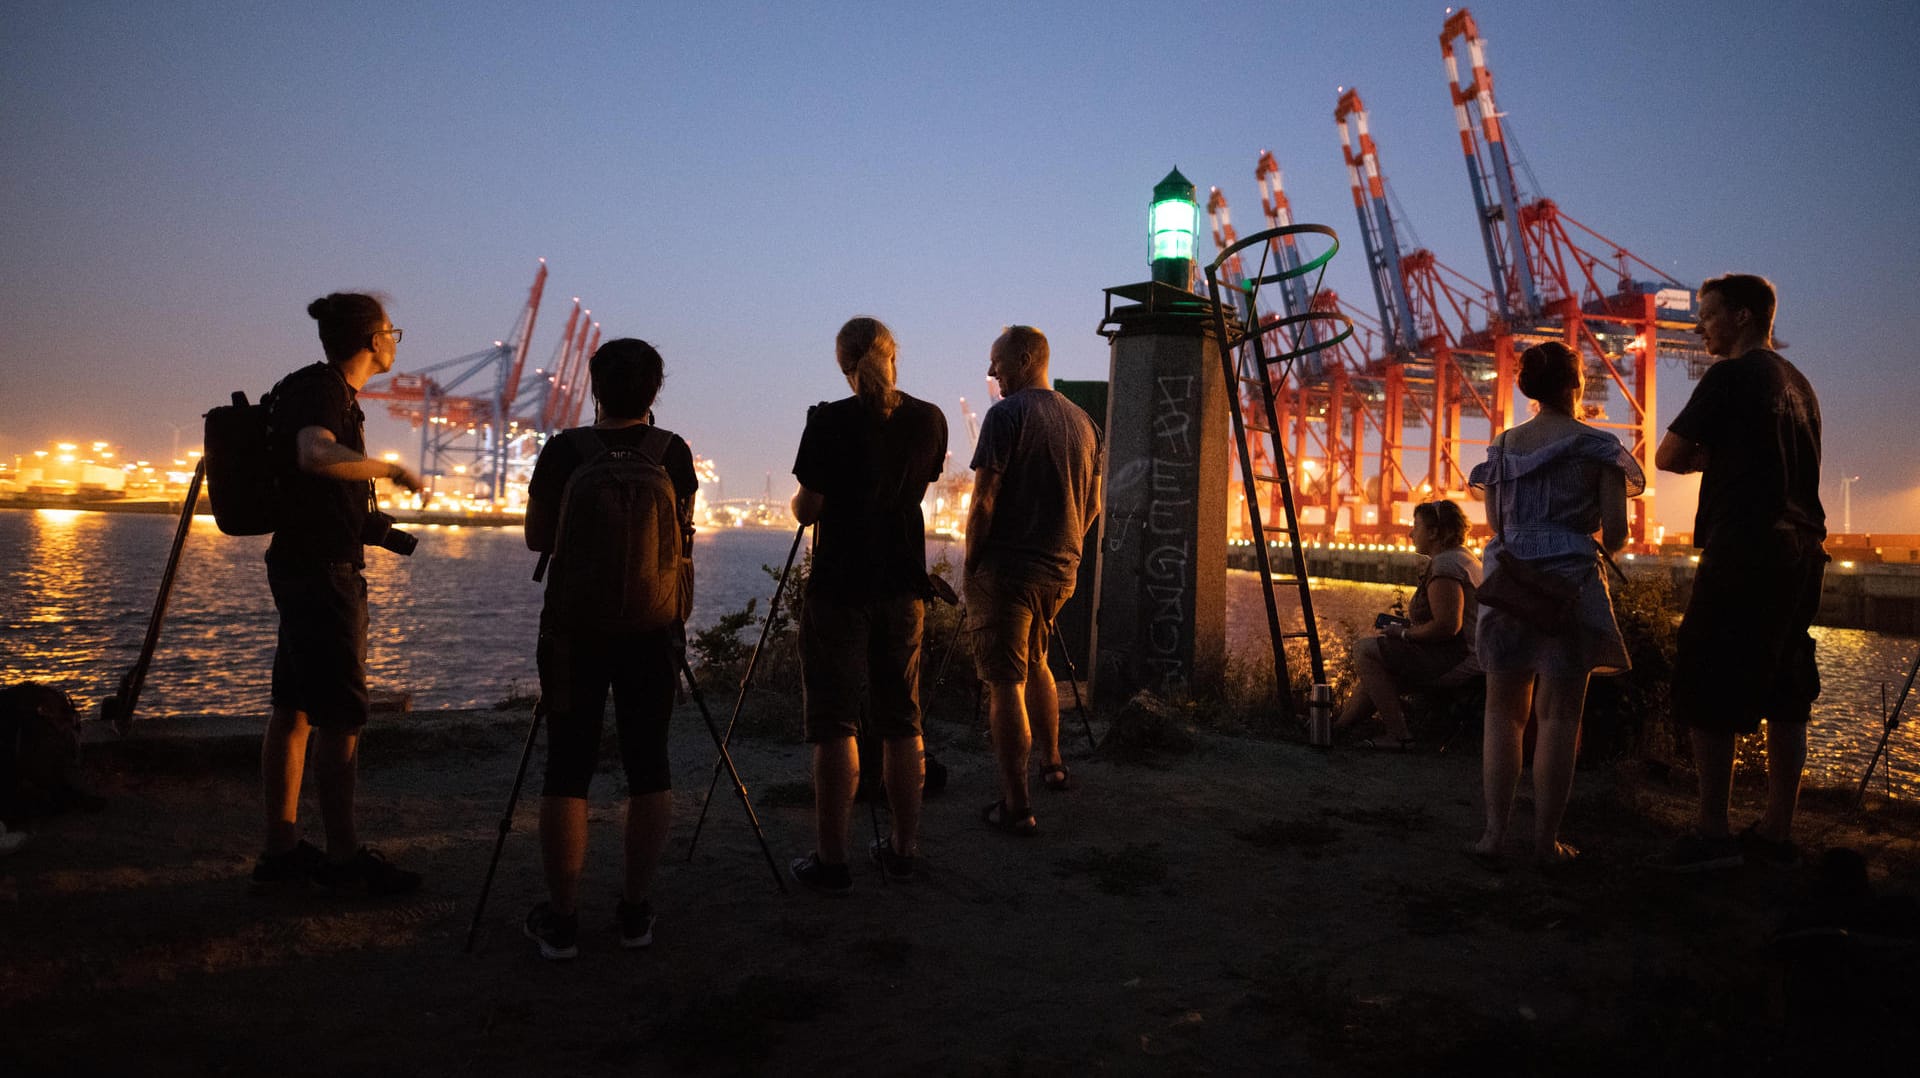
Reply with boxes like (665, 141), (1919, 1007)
(1233, 817), (1342, 858)
(1056, 843), (1170, 896)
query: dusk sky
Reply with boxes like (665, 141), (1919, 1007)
(5, 1), (1917, 532)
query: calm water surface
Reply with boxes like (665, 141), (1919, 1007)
(4, 508), (1915, 796)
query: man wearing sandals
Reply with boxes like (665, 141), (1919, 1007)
(1654, 273), (1826, 873)
(966, 326), (1101, 836)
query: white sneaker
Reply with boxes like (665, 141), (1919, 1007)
(0, 822), (25, 857)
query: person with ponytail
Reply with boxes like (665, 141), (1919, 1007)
(787, 317), (948, 893)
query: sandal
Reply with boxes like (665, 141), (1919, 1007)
(981, 800), (1038, 837)
(1039, 762), (1073, 792)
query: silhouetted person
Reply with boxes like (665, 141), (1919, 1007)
(966, 326), (1100, 836)
(521, 339), (697, 959)
(1469, 343), (1641, 867)
(786, 317), (947, 893)
(251, 293), (423, 896)
(1655, 273), (1825, 872)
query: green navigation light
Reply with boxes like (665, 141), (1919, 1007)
(1149, 167), (1197, 287)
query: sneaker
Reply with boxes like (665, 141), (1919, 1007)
(249, 839), (327, 892)
(616, 898), (655, 949)
(1739, 824), (1802, 869)
(312, 846), (422, 897)
(869, 837), (916, 881)
(523, 902), (579, 960)
(1650, 832), (1745, 874)
(788, 852), (853, 896)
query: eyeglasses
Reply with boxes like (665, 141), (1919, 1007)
(376, 327), (404, 344)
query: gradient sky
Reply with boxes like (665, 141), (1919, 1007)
(5, 1), (1918, 532)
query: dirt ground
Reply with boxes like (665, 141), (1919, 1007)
(3, 695), (1916, 1076)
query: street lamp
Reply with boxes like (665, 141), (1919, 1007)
(1149, 167), (1198, 289)
(1841, 474), (1861, 534)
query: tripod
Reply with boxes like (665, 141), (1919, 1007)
(687, 523), (805, 860)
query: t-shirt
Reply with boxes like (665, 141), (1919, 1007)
(792, 393), (948, 602)
(1410, 547), (1482, 650)
(1668, 348), (1824, 549)
(969, 387), (1102, 587)
(266, 362), (369, 568)
(528, 423), (699, 510)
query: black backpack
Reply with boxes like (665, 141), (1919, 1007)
(0, 683), (87, 824)
(203, 388), (281, 536)
(544, 427), (694, 632)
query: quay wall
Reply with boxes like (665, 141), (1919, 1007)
(1228, 542), (1920, 636)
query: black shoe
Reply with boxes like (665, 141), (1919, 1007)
(1649, 832), (1744, 874)
(312, 846), (422, 897)
(869, 837), (916, 881)
(616, 898), (655, 949)
(1739, 824), (1802, 869)
(249, 839), (327, 892)
(788, 852), (853, 896)
(523, 902), (579, 961)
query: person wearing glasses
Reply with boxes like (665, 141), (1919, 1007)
(250, 292), (424, 898)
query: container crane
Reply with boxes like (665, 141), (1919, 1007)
(361, 260), (548, 502)
(1440, 6), (1712, 540)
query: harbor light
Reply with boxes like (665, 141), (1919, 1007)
(1149, 167), (1198, 288)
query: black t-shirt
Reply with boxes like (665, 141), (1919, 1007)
(266, 362), (369, 568)
(1669, 348), (1825, 549)
(793, 393), (948, 602)
(528, 424), (699, 509)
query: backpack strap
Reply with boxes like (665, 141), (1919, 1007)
(564, 426), (607, 463)
(633, 425), (673, 466)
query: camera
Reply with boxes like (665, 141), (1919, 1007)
(363, 510), (418, 556)
(1374, 613), (1410, 631)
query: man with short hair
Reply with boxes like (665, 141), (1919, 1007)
(966, 325), (1101, 836)
(1655, 273), (1826, 872)
(252, 292), (424, 897)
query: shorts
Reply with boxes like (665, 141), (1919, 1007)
(799, 591), (924, 743)
(537, 625), (678, 798)
(268, 562), (370, 731)
(965, 568), (1067, 685)
(1672, 534), (1827, 735)
(1372, 633), (1471, 687)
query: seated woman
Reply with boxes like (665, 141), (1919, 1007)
(1332, 500), (1482, 749)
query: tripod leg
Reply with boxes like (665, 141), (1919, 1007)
(688, 523), (806, 862)
(465, 702), (544, 953)
(1050, 618), (1098, 752)
(680, 656), (788, 893)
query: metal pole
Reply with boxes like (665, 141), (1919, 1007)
(679, 654), (788, 893)
(1855, 642), (1920, 808)
(464, 702), (544, 953)
(686, 523), (805, 861)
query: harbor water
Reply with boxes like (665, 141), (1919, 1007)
(3, 507), (1915, 797)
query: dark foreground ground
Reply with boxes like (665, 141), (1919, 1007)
(3, 697), (1916, 1076)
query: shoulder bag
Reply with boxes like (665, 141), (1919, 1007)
(1476, 432), (1581, 634)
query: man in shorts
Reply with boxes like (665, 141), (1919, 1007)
(1655, 273), (1826, 871)
(787, 317), (947, 894)
(252, 292), (423, 897)
(966, 326), (1101, 836)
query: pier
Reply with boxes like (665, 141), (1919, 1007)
(1229, 541), (1920, 636)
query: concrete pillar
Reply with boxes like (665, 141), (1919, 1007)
(1090, 303), (1227, 706)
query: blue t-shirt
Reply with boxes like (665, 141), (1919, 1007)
(969, 387), (1101, 586)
